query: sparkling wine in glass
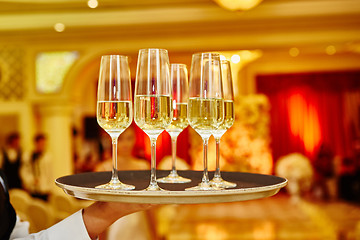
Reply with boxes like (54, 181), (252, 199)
(96, 55), (135, 190)
(157, 64), (191, 184)
(186, 52), (224, 191)
(210, 60), (236, 188)
(134, 48), (172, 191)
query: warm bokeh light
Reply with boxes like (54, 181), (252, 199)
(220, 55), (227, 61)
(289, 47), (300, 57)
(287, 93), (322, 155)
(326, 45), (336, 55)
(219, 50), (262, 69)
(253, 221), (276, 240)
(231, 54), (241, 64)
(196, 223), (229, 240)
(54, 23), (65, 32)
(214, 0), (263, 11)
(87, 0), (98, 9)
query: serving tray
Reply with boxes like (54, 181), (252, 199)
(56, 170), (287, 204)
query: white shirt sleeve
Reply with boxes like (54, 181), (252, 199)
(9, 216), (30, 239)
(11, 210), (92, 240)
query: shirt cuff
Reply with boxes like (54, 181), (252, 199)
(10, 216), (30, 239)
(45, 210), (92, 240)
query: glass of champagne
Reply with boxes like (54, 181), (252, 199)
(134, 48), (172, 191)
(96, 55), (135, 190)
(186, 52), (224, 191)
(157, 64), (191, 184)
(210, 60), (236, 188)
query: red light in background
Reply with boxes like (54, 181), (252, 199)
(287, 92), (322, 155)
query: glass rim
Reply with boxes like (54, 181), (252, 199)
(192, 52), (221, 57)
(138, 48), (168, 53)
(221, 59), (230, 64)
(101, 54), (128, 59)
(171, 63), (187, 67)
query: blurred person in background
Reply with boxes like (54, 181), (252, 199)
(338, 157), (357, 201)
(0, 132), (24, 190)
(21, 134), (53, 201)
(313, 143), (336, 201)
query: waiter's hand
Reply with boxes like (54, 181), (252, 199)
(82, 202), (154, 240)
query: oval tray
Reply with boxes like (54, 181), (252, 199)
(56, 170), (287, 204)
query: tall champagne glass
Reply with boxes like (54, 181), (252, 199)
(210, 60), (236, 188)
(157, 64), (191, 184)
(134, 48), (172, 191)
(186, 52), (224, 191)
(96, 55), (135, 190)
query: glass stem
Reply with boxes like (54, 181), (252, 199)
(214, 137), (221, 179)
(171, 136), (178, 174)
(202, 137), (210, 184)
(150, 137), (158, 187)
(111, 136), (119, 182)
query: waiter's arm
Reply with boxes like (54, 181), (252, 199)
(83, 201), (153, 240)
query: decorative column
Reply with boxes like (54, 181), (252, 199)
(38, 102), (74, 180)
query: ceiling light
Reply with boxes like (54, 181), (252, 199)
(326, 45), (336, 55)
(289, 48), (299, 57)
(88, 0), (98, 9)
(231, 54), (241, 63)
(54, 23), (65, 32)
(213, 0), (263, 11)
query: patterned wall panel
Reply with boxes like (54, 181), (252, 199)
(0, 46), (25, 101)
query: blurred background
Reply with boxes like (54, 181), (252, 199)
(0, 0), (360, 239)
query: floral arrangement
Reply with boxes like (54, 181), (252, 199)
(189, 94), (273, 174)
(275, 153), (313, 198)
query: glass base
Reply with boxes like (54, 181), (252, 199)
(95, 178), (135, 190)
(143, 181), (164, 191)
(157, 171), (191, 184)
(210, 176), (237, 189)
(185, 181), (223, 191)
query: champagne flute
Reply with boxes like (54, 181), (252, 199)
(96, 55), (135, 190)
(157, 64), (191, 184)
(210, 60), (236, 188)
(134, 48), (172, 191)
(186, 52), (224, 191)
